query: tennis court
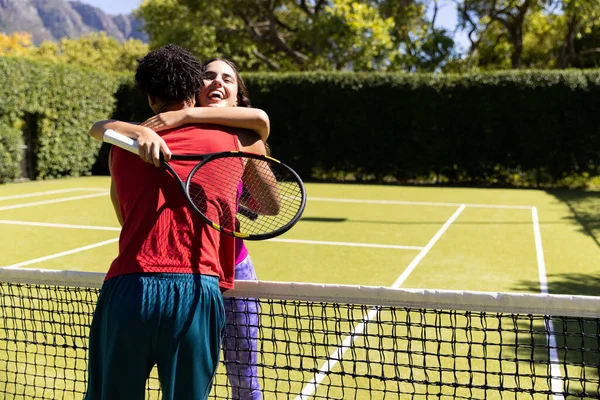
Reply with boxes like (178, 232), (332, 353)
(0, 177), (599, 399)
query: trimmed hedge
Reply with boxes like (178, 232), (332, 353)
(241, 70), (600, 186)
(2, 60), (599, 187)
(0, 57), (119, 182)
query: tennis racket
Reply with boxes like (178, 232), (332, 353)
(104, 129), (306, 240)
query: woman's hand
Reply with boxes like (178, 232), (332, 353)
(140, 110), (189, 132)
(137, 127), (172, 167)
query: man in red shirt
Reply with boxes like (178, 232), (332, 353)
(85, 44), (267, 400)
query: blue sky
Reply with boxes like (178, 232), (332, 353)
(79, 0), (143, 16)
(428, 0), (469, 50)
(80, 0), (469, 49)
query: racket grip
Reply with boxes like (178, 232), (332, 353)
(239, 205), (259, 221)
(103, 129), (140, 154)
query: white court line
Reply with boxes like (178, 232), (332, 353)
(297, 204), (466, 400)
(0, 220), (421, 250)
(0, 192), (108, 211)
(532, 207), (564, 400)
(0, 220), (121, 231)
(2, 238), (119, 269)
(270, 238), (423, 250)
(0, 187), (106, 201)
(309, 197), (532, 209)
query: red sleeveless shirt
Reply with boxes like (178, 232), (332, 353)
(106, 124), (240, 291)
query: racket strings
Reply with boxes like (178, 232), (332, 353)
(237, 160), (303, 236)
(188, 157), (245, 232)
(190, 156), (304, 237)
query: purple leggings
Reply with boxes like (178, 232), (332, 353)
(222, 256), (262, 400)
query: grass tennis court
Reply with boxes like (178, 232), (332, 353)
(1, 177), (599, 399)
(1, 177), (598, 294)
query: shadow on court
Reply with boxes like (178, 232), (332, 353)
(513, 273), (600, 297)
(546, 189), (600, 249)
(512, 271), (600, 397)
(300, 217), (347, 223)
(513, 315), (600, 398)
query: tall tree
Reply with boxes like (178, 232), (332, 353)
(457, 0), (550, 68)
(559, 0), (600, 68)
(138, 0), (398, 71)
(136, 0), (455, 72)
(379, 0), (456, 71)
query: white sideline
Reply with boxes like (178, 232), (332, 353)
(0, 220), (422, 251)
(532, 207), (563, 400)
(0, 192), (108, 211)
(309, 197), (532, 209)
(297, 204), (466, 400)
(0, 188), (106, 201)
(2, 238), (119, 269)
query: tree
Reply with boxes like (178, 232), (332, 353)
(28, 33), (148, 74)
(457, 0), (600, 70)
(135, 0), (226, 63)
(457, 0), (551, 69)
(463, 10), (561, 70)
(0, 32), (34, 57)
(559, 0), (600, 68)
(138, 0), (397, 71)
(520, 10), (562, 68)
(136, 0), (455, 72)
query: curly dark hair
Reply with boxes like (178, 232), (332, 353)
(135, 44), (203, 103)
(202, 58), (251, 107)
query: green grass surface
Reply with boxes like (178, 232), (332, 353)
(1, 177), (599, 399)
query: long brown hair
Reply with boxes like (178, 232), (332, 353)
(202, 58), (270, 154)
(202, 58), (251, 108)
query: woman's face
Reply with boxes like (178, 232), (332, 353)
(199, 60), (239, 108)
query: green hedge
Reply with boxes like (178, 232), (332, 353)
(0, 115), (23, 183)
(0, 57), (119, 182)
(2, 61), (599, 187)
(90, 77), (153, 176)
(241, 70), (600, 186)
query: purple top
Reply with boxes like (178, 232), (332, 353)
(236, 182), (249, 265)
(235, 239), (249, 265)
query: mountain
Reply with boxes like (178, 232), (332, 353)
(0, 0), (147, 44)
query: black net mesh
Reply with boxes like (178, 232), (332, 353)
(0, 277), (598, 399)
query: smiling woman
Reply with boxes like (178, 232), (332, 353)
(139, 58), (270, 142)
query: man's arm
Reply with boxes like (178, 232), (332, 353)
(108, 152), (123, 226)
(110, 178), (123, 226)
(89, 120), (171, 167)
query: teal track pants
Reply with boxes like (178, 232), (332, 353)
(85, 273), (225, 400)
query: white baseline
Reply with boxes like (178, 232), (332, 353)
(309, 197), (532, 209)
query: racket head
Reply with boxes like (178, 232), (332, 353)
(185, 152), (306, 240)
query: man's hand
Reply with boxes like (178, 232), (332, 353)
(137, 127), (172, 167)
(140, 110), (189, 133)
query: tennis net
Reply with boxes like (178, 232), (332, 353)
(0, 268), (598, 399)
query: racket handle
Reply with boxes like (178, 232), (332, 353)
(103, 129), (140, 154)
